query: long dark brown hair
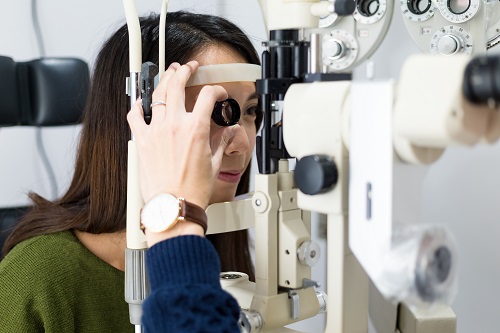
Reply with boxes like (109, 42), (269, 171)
(3, 12), (262, 280)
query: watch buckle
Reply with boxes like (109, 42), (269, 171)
(177, 197), (187, 222)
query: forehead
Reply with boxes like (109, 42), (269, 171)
(194, 45), (247, 66)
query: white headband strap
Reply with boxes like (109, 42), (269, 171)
(186, 63), (261, 87)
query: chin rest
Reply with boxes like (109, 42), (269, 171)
(0, 56), (90, 126)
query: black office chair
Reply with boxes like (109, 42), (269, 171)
(0, 207), (29, 252)
(0, 56), (89, 253)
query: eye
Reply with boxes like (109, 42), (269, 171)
(244, 105), (261, 118)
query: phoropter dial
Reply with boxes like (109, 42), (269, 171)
(430, 25), (473, 55)
(437, 0), (480, 24)
(353, 0), (387, 24)
(400, 0), (436, 22)
(319, 12), (339, 28)
(319, 0), (340, 28)
(322, 30), (359, 71)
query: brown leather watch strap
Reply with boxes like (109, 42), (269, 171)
(179, 198), (208, 234)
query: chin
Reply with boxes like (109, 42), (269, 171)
(209, 181), (238, 204)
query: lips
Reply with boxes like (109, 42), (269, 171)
(218, 170), (242, 183)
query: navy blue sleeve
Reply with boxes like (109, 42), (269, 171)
(142, 235), (240, 333)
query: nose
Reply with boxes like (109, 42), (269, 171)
(225, 124), (250, 156)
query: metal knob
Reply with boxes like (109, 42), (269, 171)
(415, 244), (454, 302)
(324, 38), (345, 61)
(239, 309), (263, 333)
(437, 35), (461, 56)
(297, 240), (321, 267)
(316, 290), (328, 314)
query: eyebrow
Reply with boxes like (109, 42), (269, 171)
(247, 92), (258, 101)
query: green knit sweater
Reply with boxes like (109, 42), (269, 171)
(0, 231), (134, 333)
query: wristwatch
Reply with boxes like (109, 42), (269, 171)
(140, 193), (207, 234)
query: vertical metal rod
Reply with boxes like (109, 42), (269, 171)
(310, 33), (321, 74)
(260, 50), (272, 174)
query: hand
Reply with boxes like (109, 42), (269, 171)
(127, 61), (237, 210)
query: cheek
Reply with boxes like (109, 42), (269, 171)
(209, 124), (225, 151)
(244, 123), (257, 159)
(247, 127), (256, 149)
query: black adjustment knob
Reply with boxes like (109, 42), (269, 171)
(334, 0), (356, 16)
(415, 245), (453, 303)
(463, 55), (500, 105)
(294, 155), (338, 195)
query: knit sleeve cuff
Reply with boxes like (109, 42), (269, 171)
(145, 235), (221, 290)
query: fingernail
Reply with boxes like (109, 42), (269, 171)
(169, 62), (180, 69)
(186, 60), (199, 71)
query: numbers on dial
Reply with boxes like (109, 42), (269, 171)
(437, 0), (480, 24)
(319, 12), (339, 28)
(430, 25), (473, 55)
(322, 30), (359, 70)
(353, 0), (387, 24)
(400, 0), (436, 22)
(319, 0), (340, 28)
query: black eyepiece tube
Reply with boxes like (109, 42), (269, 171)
(463, 55), (500, 105)
(212, 98), (240, 126)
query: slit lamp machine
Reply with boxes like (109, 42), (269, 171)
(122, 0), (500, 332)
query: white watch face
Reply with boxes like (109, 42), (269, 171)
(141, 193), (179, 233)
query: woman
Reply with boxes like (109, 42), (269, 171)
(136, 60), (248, 332)
(0, 11), (261, 332)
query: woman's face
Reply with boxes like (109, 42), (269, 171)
(185, 46), (258, 204)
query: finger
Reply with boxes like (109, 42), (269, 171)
(127, 99), (147, 137)
(192, 85), (228, 125)
(158, 62), (180, 81)
(166, 61), (199, 116)
(210, 126), (237, 174)
(150, 63), (180, 124)
(150, 101), (167, 124)
(153, 62), (180, 97)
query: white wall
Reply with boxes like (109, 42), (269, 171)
(421, 146), (500, 333)
(1, 1), (499, 333)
